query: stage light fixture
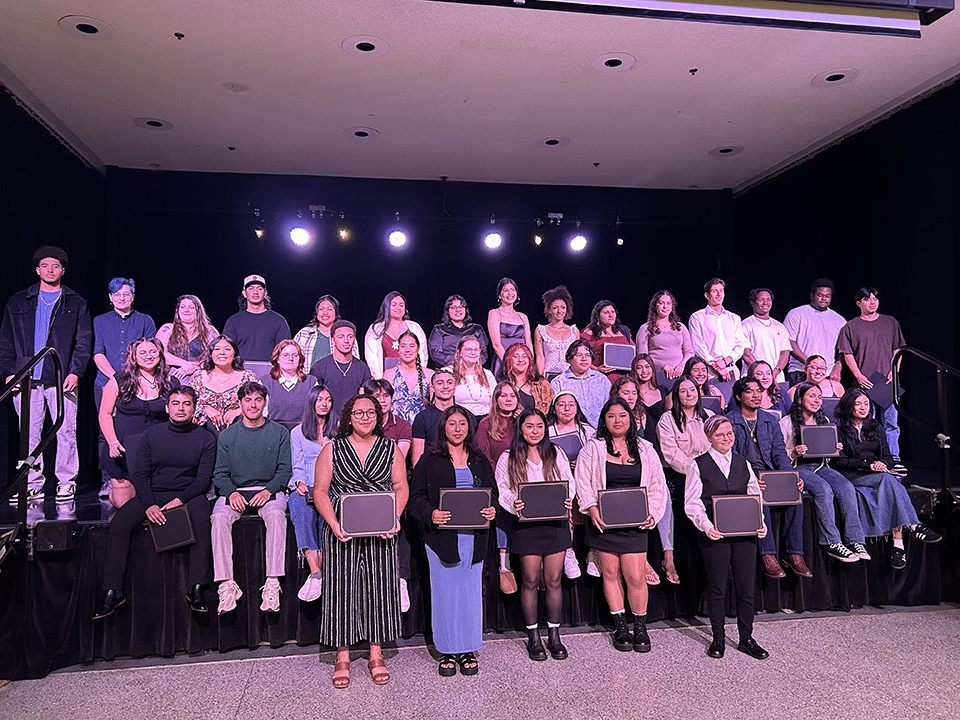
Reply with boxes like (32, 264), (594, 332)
(570, 235), (587, 252)
(290, 227), (310, 246)
(254, 226), (264, 239)
(533, 235), (543, 246)
(616, 237), (624, 246)
(338, 228), (350, 241)
(484, 232), (503, 250)
(389, 231), (407, 247)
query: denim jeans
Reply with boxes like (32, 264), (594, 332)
(13, 385), (79, 489)
(801, 465), (865, 545)
(883, 403), (901, 462)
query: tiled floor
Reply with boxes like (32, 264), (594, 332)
(2, 606), (959, 720)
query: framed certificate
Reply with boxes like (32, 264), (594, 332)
(603, 343), (636, 371)
(800, 424), (839, 458)
(339, 491), (396, 537)
(517, 482), (568, 522)
(712, 494), (763, 536)
(701, 396), (724, 415)
(149, 504), (196, 552)
(820, 397), (840, 419)
(759, 471), (802, 505)
(439, 488), (491, 529)
(550, 433), (585, 465)
(236, 487), (276, 512)
(597, 486), (649, 529)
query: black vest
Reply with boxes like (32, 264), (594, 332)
(695, 452), (751, 521)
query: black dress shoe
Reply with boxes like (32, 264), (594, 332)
(707, 636), (725, 658)
(92, 589), (126, 620)
(737, 637), (770, 660)
(546, 626), (568, 660)
(187, 584), (209, 613)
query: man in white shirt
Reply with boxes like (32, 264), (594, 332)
(741, 288), (791, 383)
(688, 278), (747, 381)
(783, 278), (846, 387)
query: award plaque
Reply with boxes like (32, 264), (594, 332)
(517, 482), (568, 522)
(700, 396), (724, 415)
(439, 488), (491, 529)
(236, 487), (276, 512)
(759, 471), (802, 506)
(339, 491), (397, 537)
(713, 494), (763, 536)
(800, 424), (840, 458)
(597, 487), (649, 529)
(550, 433), (585, 465)
(820, 397), (840, 419)
(149, 503), (196, 552)
(603, 343), (636, 372)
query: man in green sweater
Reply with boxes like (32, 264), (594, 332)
(211, 381), (292, 614)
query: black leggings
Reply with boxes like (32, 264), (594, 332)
(518, 551), (565, 626)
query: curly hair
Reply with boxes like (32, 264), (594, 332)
(334, 394), (384, 439)
(168, 295), (217, 361)
(644, 290), (682, 339)
(540, 285), (574, 321)
(116, 337), (174, 403)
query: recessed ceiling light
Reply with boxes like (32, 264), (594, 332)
(708, 145), (743, 158)
(134, 117), (174, 131)
(537, 137), (570, 148)
(592, 53), (635, 73)
(344, 126), (381, 139)
(812, 68), (859, 87)
(342, 36), (389, 58)
(222, 82), (250, 92)
(58, 15), (115, 40)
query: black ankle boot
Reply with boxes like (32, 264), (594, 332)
(546, 626), (568, 660)
(611, 612), (632, 652)
(526, 627), (547, 661)
(187, 584), (209, 613)
(633, 615), (651, 653)
(92, 589), (126, 620)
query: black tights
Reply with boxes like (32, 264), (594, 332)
(518, 551), (565, 626)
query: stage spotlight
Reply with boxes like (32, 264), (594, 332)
(533, 235), (543, 246)
(616, 237), (624, 246)
(254, 226), (264, 239)
(338, 228), (350, 241)
(570, 235), (587, 252)
(389, 230), (407, 247)
(290, 227), (310, 246)
(484, 232), (502, 250)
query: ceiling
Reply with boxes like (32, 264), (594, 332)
(2, 1), (960, 194)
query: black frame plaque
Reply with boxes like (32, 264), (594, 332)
(701, 396), (724, 415)
(603, 343), (636, 371)
(713, 494), (763, 536)
(339, 491), (397, 537)
(517, 482), (568, 522)
(149, 503), (196, 552)
(800, 424), (840, 458)
(439, 488), (491, 529)
(597, 486), (649, 529)
(760, 471), (802, 506)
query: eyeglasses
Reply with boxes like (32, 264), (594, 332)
(279, 353), (300, 360)
(573, 353), (592, 360)
(136, 350), (159, 358)
(351, 409), (378, 419)
(712, 431), (735, 439)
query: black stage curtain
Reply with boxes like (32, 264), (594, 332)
(0, 495), (945, 681)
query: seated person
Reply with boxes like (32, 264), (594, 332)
(550, 339), (612, 428)
(211, 382), (292, 614)
(745, 360), (789, 418)
(428, 294), (489, 368)
(788, 354), (843, 400)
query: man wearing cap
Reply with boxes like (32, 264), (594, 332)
(0, 246), (92, 502)
(222, 275), (291, 364)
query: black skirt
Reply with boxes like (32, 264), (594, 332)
(510, 515), (571, 555)
(584, 459), (649, 555)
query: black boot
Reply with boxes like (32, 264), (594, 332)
(526, 627), (547, 661)
(546, 626), (568, 660)
(92, 589), (126, 620)
(633, 615), (651, 653)
(187, 584), (209, 613)
(611, 612), (632, 652)
(708, 632), (725, 658)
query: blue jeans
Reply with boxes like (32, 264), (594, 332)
(288, 491), (322, 553)
(883, 404), (901, 462)
(849, 472), (918, 536)
(801, 465), (865, 545)
(759, 502), (804, 556)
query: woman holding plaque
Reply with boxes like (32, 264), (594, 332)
(683, 415), (769, 660)
(580, 300), (633, 380)
(409, 405), (497, 677)
(496, 408), (575, 661)
(574, 398), (667, 653)
(314, 394), (409, 689)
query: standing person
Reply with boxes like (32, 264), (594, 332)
(637, 290), (694, 381)
(740, 288), (791, 383)
(260, 339), (316, 431)
(408, 406), (497, 677)
(0, 246), (91, 502)
(412, 368), (467, 465)
(534, 285), (578, 381)
(574, 398), (667, 653)
(288, 383), (335, 603)
(93, 386), (216, 619)
(452, 336), (497, 419)
(211, 382), (292, 615)
(684, 416), (769, 660)
(388, 331), (433, 424)
(837, 287), (907, 472)
(688, 278), (747, 382)
(314, 394), (409, 689)
(189, 335), (259, 435)
(155, 295), (219, 382)
(498, 343), (554, 414)
(487, 277), (533, 377)
(98, 338), (177, 508)
(428, 295), (489, 369)
(550, 340), (612, 428)
(580, 300), (633, 380)
(294, 295), (354, 370)
(92, 277), (156, 497)
(309, 320), (372, 418)
(222, 274), (290, 366)
(496, 408), (575, 661)
(364, 291), (428, 380)
(783, 278), (846, 387)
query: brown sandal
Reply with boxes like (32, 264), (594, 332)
(368, 657), (390, 685)
(332, 660), (351, 689)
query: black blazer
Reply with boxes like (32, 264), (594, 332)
(409, 451), (497, 565)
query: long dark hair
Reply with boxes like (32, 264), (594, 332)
(506, 408), (560, 492)
(300, 383), (334, 442)
(202, 335), (245, 372)
(834, 388), (882, 442)
(334, 394), (384, 439)
(546, 392), (591, 431)
(116, 337), (174, 402)
(683, 355), (716, 395)
(644, 290), (682, 339)
(428, 405), (484, 461)
(629, 353), (660, 392)
(396, 330), (429, 404)
(789, 382), (829, 445)
(610, 376), (646, 428)
(586, 300), (631, 341)
(747, 360), (784, 405)
(372, 291), (409, 337)
(669, 374), (708, 432)
(596, 397), (640, 463)
(441, 294), (473, 325)
(306, 294), (340, 328)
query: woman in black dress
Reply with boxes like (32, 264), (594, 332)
(495, 408), (575, 661)
(573, 398), (667, 653)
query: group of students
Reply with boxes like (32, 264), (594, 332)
(0, 246), (939, 687)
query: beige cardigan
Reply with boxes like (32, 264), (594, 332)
(574, 436), (667, 525)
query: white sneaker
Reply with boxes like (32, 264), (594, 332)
(55, 483), (76, 502)
(586, 550), (601, 578)
(297, 573), (322, 602)
(98, 480), (111, 498)
(217, 580), (242, 614)
(563, 548), (582, 579)
(849, 542), (871, 561)
(399, 578), (411, 613)
(260, 578), (281, 612)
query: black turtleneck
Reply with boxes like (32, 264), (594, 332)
(131, 421), (217, 507)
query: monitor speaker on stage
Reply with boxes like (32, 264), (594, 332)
(33, 520), (79, 552)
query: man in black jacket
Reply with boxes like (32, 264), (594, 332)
(0, 246), (92, 502)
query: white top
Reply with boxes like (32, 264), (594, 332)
(741, 315), (791, 381)
(683, 447), (763, 534)
(656, 410), (713, 474)
(688, 306), (747, 379)
(363, 320), (429, 380)
(495, 449), (575, 516)
(453, 369), (497, 416)
(782, 304), (846, 375)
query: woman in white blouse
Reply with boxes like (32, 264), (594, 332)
(452, 336), (497, 418)
(363, 291), (428, 379)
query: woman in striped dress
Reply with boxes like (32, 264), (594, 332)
(313, 394), (409, 689)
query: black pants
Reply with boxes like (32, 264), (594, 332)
(698, 533), (757, 641)
(102, 493), (213, 590)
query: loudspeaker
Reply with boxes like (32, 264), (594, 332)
(33, 520), (80, 552)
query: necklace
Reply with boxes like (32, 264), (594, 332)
(745, 418), (758, 439)
(140, 374), (157, 389)
(334, 358), (353, 377)
(38, 290), (61, 306)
